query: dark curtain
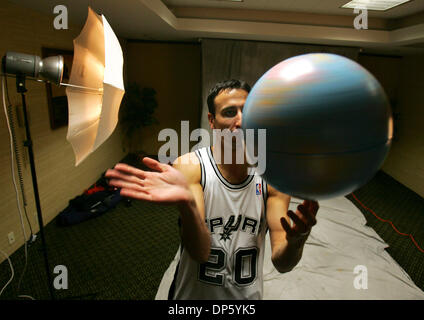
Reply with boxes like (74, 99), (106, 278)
(201, 38), (359, 133)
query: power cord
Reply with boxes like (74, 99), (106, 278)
(351, 192), (424, 253)
(1, 75), (35, 300)
(0, 248), (14, 297)
(4, 72), (35, 240)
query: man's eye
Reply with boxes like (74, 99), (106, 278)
(224, 109), (237, 117)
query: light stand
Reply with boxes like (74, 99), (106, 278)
(2, 52), (64, 300)
(17, 75), (55, 300)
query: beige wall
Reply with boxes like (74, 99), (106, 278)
(0, 1), (126, 263)
(359, 53), (424, 198)
(125, 41), (201, 156)
(382, 54), (424, 197)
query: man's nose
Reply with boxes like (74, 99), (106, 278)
(234, 110), (242, 128)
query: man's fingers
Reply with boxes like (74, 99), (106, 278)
(297, 203), (317, 226)
(105, 168), (128, 180)
(280, 217), (295, 237)
(309, 201), (319, 216)
(119, 188), (153, 201)
(287, 210), (308, 233)
(105, 168), (145, 186)
(110, 163), (148, 179)
(302, 200), (310, 211)
(142, 157), (168, 172)
(292, 206), (309, 225)
(108, 179), (144, 192)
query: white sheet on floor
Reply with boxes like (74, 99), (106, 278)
(155, 196), (424, 300)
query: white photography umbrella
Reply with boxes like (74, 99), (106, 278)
(66, 7), (125, 166)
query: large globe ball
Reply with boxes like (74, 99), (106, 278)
(242, 53), (393, 200)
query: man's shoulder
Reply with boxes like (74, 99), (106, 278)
(172, 151), (201, 184)
(172, 151), (201, 167)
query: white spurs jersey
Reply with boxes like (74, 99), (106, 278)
(169, 146), (268, 300)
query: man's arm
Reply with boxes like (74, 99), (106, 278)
(266, 185), (318, 273)
(173, 153), (211, 263)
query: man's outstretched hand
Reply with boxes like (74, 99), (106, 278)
(105, 157), (192, 205)
(280, 200), (319, 243)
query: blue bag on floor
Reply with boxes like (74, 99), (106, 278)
(56, 189), (122, 226)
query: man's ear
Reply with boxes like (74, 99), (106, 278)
(208, 112), (215, 130)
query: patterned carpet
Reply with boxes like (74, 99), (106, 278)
(0, 199), (180, 300)
(1, 157), (423, 299)
(347, 171), (424, 292)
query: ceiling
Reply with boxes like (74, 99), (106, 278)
(8, 0), (424, 54)
(164, 0), (424, 18)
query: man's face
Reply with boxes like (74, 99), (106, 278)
(208, 88), (248, 131)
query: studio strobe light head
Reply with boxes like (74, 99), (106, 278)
(2, 51), (64, 85)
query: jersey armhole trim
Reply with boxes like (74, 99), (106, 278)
(262, 178), (268, 221)
(194, 149), (206, 190)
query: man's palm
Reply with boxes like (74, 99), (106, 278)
(105, 157), (191, 205)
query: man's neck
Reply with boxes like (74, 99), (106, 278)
(211, 145), (249, 184)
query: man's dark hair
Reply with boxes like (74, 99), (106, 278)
(207, 79), (251, 116)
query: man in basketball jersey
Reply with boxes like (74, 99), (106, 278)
(106, 79), (319, 299)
